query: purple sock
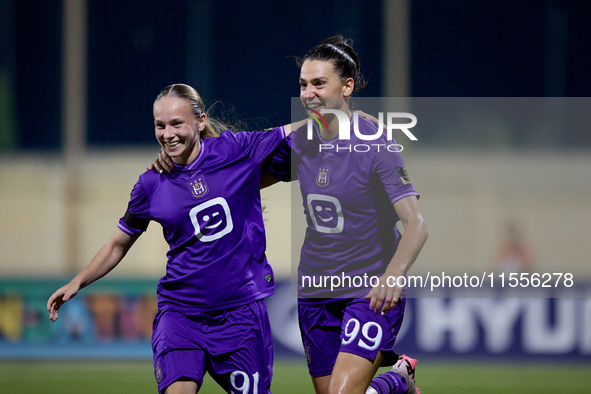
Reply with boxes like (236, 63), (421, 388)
(368, 371), (407, 394)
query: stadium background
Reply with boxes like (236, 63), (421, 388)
(1, 0), (590, 392)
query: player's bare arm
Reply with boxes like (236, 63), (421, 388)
(366, 196), (428, 314)
(47, 229), (139, 322)
(149, 120), (301, 175)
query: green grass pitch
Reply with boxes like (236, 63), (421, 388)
(0, 360), (589, 393)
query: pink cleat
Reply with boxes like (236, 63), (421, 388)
(391, 354), (421, 394)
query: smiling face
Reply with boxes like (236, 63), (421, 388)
(299, 59), (354, 114)
(154, 95), (206, 165)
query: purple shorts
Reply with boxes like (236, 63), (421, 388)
(298, 297), (405, 377)
(151, 300), (273, 393)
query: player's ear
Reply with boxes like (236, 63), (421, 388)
(343, 78), (354, 97)
(198, 113), (206, 132)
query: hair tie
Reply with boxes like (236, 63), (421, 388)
(327, 44), (357, 68)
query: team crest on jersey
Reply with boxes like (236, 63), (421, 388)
(155, 359), (163, 383)
(188, 176), (209, 198)
(316, 167), (331, 188)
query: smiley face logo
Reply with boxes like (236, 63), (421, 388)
(306, 194), (343, 234)
(312, 201), (338, 226)
(189, 197), (233, 242)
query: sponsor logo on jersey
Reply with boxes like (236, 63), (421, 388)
(316, 167), (331, 188)
(307, 194), (344, 234)
(188, 176), (209, 198)
(189, 197), (234, 242)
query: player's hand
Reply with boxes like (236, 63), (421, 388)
(365, 275), (403, 314)
(47, 282), (81, 322)
(146, 148), (174, 174)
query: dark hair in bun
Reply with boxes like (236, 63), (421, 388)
(297, 35), (367, 92)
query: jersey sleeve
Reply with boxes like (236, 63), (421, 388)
(233, 127), (286, 164)
(372, 141), (419, 205)
(262, 134), (294, 182)
(117, 178), (151, 236)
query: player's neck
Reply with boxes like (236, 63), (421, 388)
(320, 108), (350, 140)
(173, 138), (202, 166)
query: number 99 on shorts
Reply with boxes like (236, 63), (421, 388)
(341, 318), (383, 351)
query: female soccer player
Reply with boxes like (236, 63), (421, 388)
(47, 83), (289, 394)
(265, 36), (428, 394)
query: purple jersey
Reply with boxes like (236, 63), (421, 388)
(118, 127), (285, 312)
(268, 117), (418, 301)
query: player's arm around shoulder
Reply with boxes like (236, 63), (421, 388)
(47, 229), (139, 322)
(282, 119), (306, 136)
